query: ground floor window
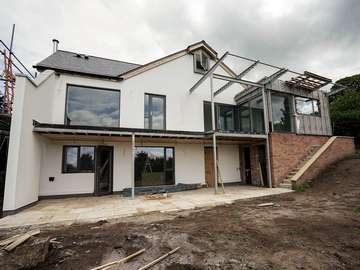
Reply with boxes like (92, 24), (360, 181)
(135, 147), (175, 187)
(62, 146), (95, 173)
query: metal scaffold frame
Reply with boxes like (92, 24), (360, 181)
(188, 50), (343, 194)
(1, 24), (35, 115)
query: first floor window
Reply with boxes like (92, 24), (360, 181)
(271, 94), (293, 132)
(144, 94), (166, 130)
(295, 97), (320, 116)
(66, 85), (120, 127)
(134, 147), (174, 187)
(63, 146), (95, 173)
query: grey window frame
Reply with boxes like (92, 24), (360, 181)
(271, 93), (294, 133)
(144, 93), (166, 130)
(134, 146), (175, 187)
(295, 96), (321, 117)
(193, 50), (210, 74)
(62, 145), (95, 173)
(65, 84), (121, 127)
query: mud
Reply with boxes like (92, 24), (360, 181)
(0, 158), (359, 269)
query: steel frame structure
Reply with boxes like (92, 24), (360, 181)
(188, 50), (341, 194)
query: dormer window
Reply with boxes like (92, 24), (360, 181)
(194, 50), (209, 74)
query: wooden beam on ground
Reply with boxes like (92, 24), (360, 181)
(137, 247), (181, 270)
(90, 248), (146, 270)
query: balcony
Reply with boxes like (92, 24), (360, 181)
(204, 95), (265, 135)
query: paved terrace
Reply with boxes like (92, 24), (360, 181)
(0, 186), (292, 229)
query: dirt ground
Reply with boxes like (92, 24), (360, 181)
(1, 157), (360, 270)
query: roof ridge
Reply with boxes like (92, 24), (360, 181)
(56, 49), (141, 66)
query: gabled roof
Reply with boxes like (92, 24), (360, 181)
(120, 40), (235, 79)
(33, 50), (140, 79)
(33, 41), (235, 80)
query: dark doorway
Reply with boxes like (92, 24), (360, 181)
(257, 145), (269, 187)
(95, 146), (113, 195)
(243, 147), (252, 185)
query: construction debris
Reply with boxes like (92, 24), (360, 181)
(137, 246), (181, 270)
(0, 229), (40, 251)
(90, 248), (146, 270)
(257, 203), (275, 207)
(144, 193), (170, 200)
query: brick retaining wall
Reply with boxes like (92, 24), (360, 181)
(269, 133), (329, 187)
(297, 136), (355, 185)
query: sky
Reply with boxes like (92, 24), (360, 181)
(1, 0), (360, 84)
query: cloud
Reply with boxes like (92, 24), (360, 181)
(0, 0), (359, 84)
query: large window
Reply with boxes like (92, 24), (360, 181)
(66, 85), (120, 127)
(238, 96), (264, 134)
(62, 146), (95, 173)
(295, 97), (320, 116)
(203, 102), (235, 132)
(271, 94), (293, 132)
(144, 94), (166, 130)
(135, 147), (174, 187)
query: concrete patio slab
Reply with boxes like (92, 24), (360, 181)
(0, 186), (293, 229)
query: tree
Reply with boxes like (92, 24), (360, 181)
(330, 74), (360, 148)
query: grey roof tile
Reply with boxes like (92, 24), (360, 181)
(34, 50), (141, 78)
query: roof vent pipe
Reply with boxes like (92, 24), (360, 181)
(52, 39), (59, 53)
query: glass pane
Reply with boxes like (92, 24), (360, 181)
(201, 53), (209, 71)
(66, 86), (120, 127)
(296, 97), (313, 115)
(97, 148), (111, 193)
(219, 105), (234, 132)
(195, 53), (203, 71)
(239, 102), (250, 133)
(144, 94), (150, 128)
(271, 94), (292, 132)
(203, 102), (213, 131)
(250, 96), (264, 134)
(64, 147), (78, 172)
(313, 100), (320, 116)
(150, 96), (165, 129)
(135, 147), (166, 187)
(165, 171), (174, 185)
(79, 147), (95, 171)
(165, 148), (174, 169)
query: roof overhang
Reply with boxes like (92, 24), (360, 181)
(33, 121), (266, 142)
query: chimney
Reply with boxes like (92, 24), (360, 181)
(52, 39), (59, 53)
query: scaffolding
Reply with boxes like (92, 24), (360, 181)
(0, 25), (35, 115)
(187, 50), (345, 194)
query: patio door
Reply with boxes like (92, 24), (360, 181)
(95, 146), (113, 195)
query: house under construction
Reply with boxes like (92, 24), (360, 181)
(1, 40), (355, 215)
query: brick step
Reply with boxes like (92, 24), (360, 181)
(279, 183), (292, 189)
(279, 144), (321, 189)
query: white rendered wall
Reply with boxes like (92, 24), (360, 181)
(3, 72), (56, 210)
(5, 52), (243, 210)
(38, 140), (240, 196)
(48, 54), (242, 131)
